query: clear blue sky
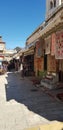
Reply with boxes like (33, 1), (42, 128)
(0, 0), (46, 49)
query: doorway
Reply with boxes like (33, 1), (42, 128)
(44, 54), (47, 71)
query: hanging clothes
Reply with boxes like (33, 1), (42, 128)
(55, 30), (63, 59)
(51, 33), (56, 56)
(45, 35), (51, 55)
(36, 40), (43, 57)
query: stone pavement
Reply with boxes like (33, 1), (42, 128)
(0, 72), (63, 130)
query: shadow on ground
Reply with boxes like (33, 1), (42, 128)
(5, 72), (63, 122)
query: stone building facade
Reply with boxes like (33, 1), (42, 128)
(23, 0), (63, 82)
(0, 36), (6, 62)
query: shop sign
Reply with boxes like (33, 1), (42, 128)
(55, 30), (63, 59)
(45, 35), (51, 54)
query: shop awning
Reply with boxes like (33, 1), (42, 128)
(24, 48), (34, 56)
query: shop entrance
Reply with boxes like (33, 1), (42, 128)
(56, 60), (63, 82)
(58, 60), (63, 82)
(24, 54), (34, 76)
(44, 54), (47, 71)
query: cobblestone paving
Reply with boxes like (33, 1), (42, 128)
(0, 72), (63, 130)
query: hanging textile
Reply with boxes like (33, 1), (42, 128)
(55, 30), (63, 59)
(36, 39), (43, 57)
(51, 33), (56, 55)
(41, 39), (45, 56)
(45, 35), (51, 55)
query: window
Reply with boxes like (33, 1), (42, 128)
(50, 1), (53, 9)
(61, 0), (63, 3)
(54, 0), (56, 7)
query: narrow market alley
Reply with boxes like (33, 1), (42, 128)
(0, 72), (63, 130)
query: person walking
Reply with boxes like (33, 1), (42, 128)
(20, 63), (24, 78)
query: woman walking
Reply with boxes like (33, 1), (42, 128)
(20, 63), (24, 78)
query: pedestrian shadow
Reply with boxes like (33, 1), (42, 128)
(5, 72), (63, 122)
(5, 72), (22, 102)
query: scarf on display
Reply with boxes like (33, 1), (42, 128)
(51, 33), (56, 56)
(45, 35), (51, 54)
(55, 30), (63, 59)
(36, 39), (44, 57)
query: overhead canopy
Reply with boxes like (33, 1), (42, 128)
(24, 48), (34, 56)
